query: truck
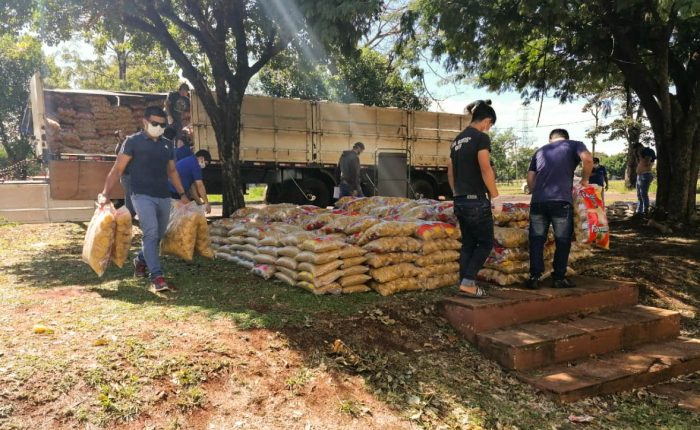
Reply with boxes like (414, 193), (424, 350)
(26, 72), (470, 208)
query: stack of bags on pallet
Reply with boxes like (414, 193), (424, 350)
(43, 92), (167, 154)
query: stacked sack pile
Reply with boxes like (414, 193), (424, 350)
(44, 92), (165, 154)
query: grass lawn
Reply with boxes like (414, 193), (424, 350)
(1, 220), (699, 429)
(209, 185), (266, 204)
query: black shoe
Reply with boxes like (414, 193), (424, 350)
(553, 277), (576, 288)
(525, 277), (540, 290)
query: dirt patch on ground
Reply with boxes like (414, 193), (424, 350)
(1, 219), (700, 429)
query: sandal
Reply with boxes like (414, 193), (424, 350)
(457, 285), (488, 299)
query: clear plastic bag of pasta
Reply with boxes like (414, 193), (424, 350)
(194, 207), (214, 258)
(161, 201), (200, 261)
(82, 204), (117, 277)
(111, 206), (132, 268)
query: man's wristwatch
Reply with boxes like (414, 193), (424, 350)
(179, 192), (186, 198)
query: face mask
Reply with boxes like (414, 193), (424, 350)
(198, 161), (206, 169)
(145, 123), (165, 138)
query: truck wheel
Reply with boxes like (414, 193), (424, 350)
(301, 177), (331, 208)
(411, 179), (435, 200)
(280, 178), (331, 208)
(265, 184), (282, 204)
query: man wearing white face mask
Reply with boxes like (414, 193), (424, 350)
(169, 149), (212, 214)
(99, 106), (189, 293)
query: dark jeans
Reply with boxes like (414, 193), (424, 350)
(529, 201), (574, 280)
(454, 198), (494, 282)
(636, 172), (654, 214)
(339, 181), (363, 198)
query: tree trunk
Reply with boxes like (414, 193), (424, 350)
(218, 92), (246, 217)
(624, 142), (638, 189)
(116, 51), (127, 81)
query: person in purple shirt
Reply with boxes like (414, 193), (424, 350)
(525, 129), (593, 289)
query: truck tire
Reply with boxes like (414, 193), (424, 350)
(411, 179), (435, 200)
(301, 177), (331, 208)
(280, 178), (331, 208)
(265, 184), (282, 204)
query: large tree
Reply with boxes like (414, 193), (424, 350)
(258, 47), (429, 110)
(407, 0), (700, 223)
(103, 0), (382, 216)
(0, 34), (43, 167)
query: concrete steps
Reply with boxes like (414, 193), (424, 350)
(440, 276), (700, 402)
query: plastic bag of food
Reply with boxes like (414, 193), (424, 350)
(299, 213), (335, 231)
(280, 231), (317, 246)
(369, 263), (421, 283)
(226, 236), (246, 245)
(484, 259), (529, 274)
(370, 277), (420, 296)
(414, 222), (459, 240)
(488, 245), (529, 263)
(417, 262), (459, 279)
(494, 227), (528, 248)
(421, 239), (462, 255)
(276, 266), (298, 281)
(195, 209), (214, 258)
(259, 234), (283, 247)
(278, 246), (301, 258)
(424, 273), (459, 290)
(297, 281), (343, 295)
(477, 268), (529, 286)
(365, 252), (416, 268)
(252, 264), (276, 280)
(341, 256), (367, 268)
(357, 221), (418, 245)
(573, 184), (610, 249)
(232, 207), (262, 219)
(342, 264), (369, 276)
(334, 196), (357, 209)
(110, 206), (132, 268)
(253, 253), (277, 265)
(274, 271), (296, 286)
(242, 244), (258, 255)
(400, 205), (435, 220)
(238, 259), (255, 270)
(363, 237), (422, 253)
(297, 270), (344, 288)
(430, 202), (457, 224)
(344, 217), (381, 235)
(161, 202), (199, 261)
(342, 285), (371, 294)
(297, 260), (344, 277)
(276, 256), (298, 270)
(82, 204), (117, 276)
(300, 238), (344, 253)
(257, 246), (280, 258)
(238, 250), (255, 261)
(338, 245), (366, 259)
(415, 250), (460, 267)
(493, 202), (530, 225)
(322, 215), (361, 234)
(339, 274), (372, 288)
(295, 250), (342, 265)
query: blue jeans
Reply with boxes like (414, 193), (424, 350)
(454, 198), (494, 282)
(120, 174), (135, 217)
(529, 201), (574, 280)
(636, 172), (654, 214)
(131, 194), (172, 280)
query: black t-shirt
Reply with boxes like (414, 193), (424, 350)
(450, 127), (491, 197)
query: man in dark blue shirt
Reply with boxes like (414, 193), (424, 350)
(99, 106), (189, 293)
(590, 157), (609, 190)
(169, 150), (212, 214)
(526, 129), (593, 289)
